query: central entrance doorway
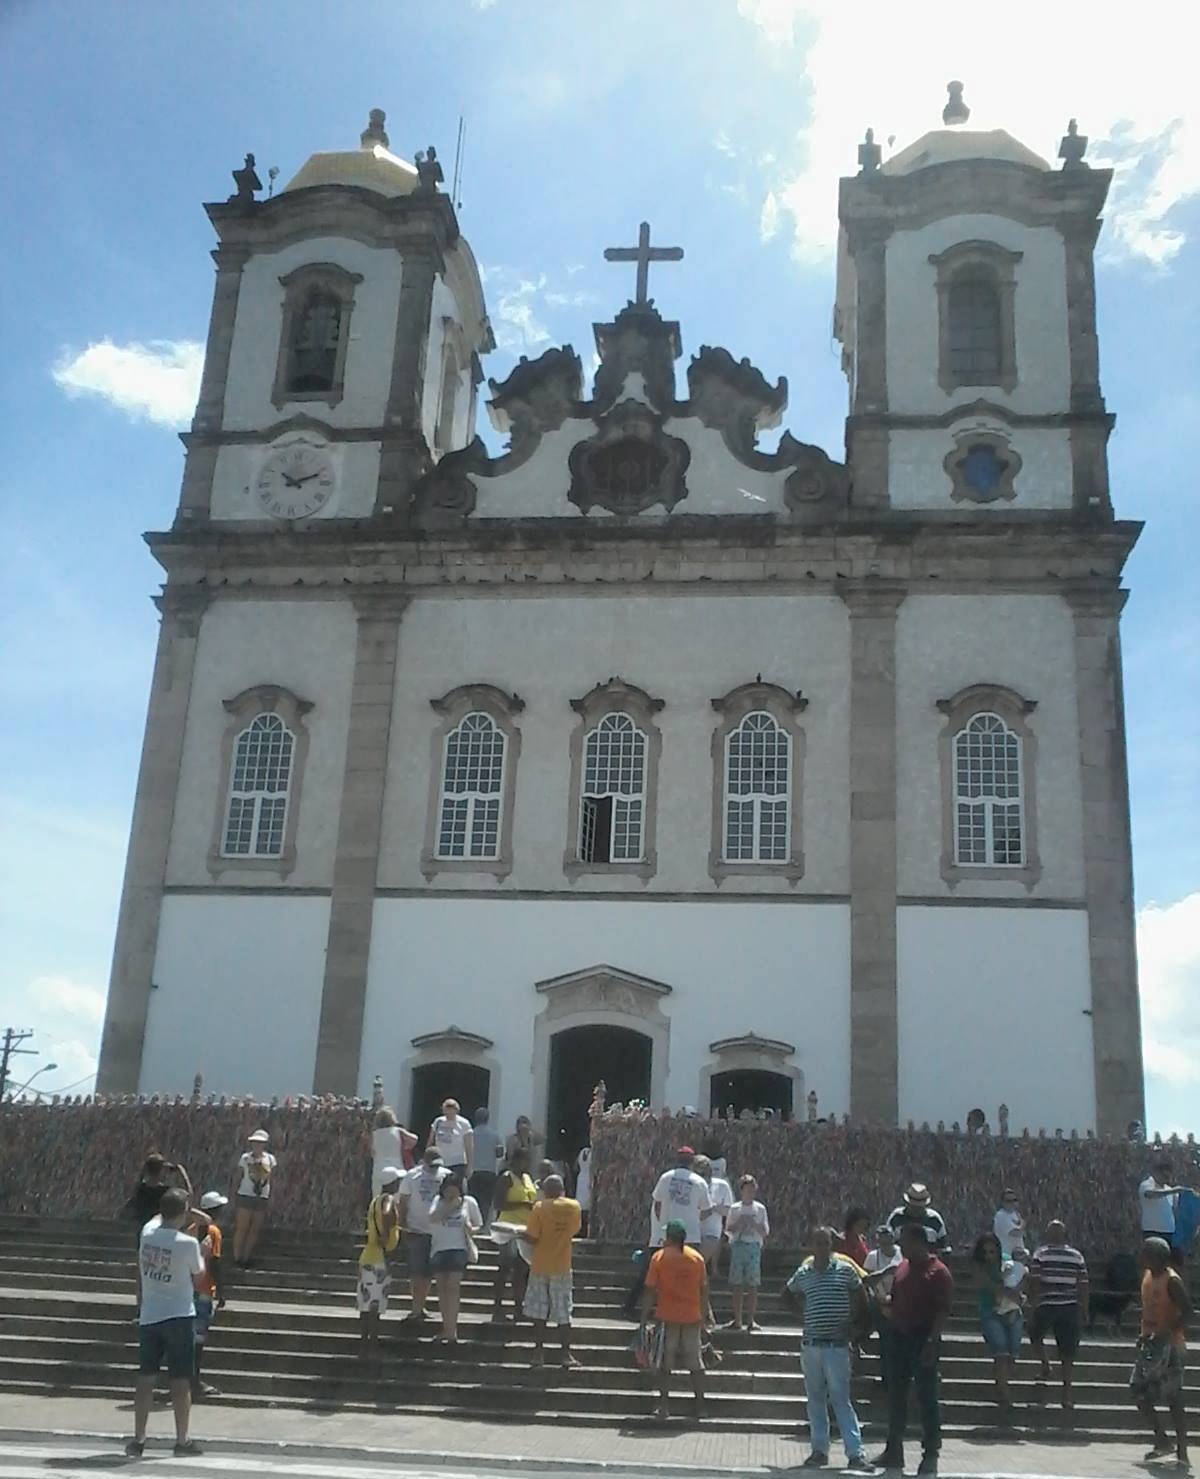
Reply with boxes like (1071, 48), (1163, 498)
(548, 1024), (651, 1161)
(409, 1061), (492, 1143)
(709, 1068), (794, 1119)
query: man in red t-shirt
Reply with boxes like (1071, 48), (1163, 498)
(872, 1223), (954, 1475)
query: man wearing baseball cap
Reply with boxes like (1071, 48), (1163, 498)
(642, 1219), (709, 1421)
(192, 1192), (228, 1399)
(886, 1183), (950, 1254)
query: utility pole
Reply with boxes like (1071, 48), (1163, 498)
(0, 1028), (35, 1099)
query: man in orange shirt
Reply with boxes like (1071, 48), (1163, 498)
(1132, 1237), (1191, 1466)
(641, 1218), (708, 1421)
(522, 1173), (582, 1368)
(191, 1191), (228, 1401)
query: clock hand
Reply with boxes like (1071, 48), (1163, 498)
(281, 473), (303, 488)
(291, 472), (321, 485)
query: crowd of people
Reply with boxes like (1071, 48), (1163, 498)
(33, 1088), (1197, 1467)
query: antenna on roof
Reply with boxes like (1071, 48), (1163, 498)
(451, 115), (466, 211)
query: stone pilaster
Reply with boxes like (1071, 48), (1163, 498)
(840, 583), (905, 1123)
(1065, 585), (1144, 1136)
(178, 245), (250, 523)
(375, 247), (441, 516)
(846, 227), (890, 507)
(96, 588), (209, 1094)
(311, 593), (409, 1094)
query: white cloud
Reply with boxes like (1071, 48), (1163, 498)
(29, 975), (106, 1026)
(492, 276), (553, 354)
(52, 338), (203, 427)
(760, 189), (781, 243)
(738, 0), (1200, 268)
(1139, 893), (1200, 1089)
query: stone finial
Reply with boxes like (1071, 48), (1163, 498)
(997, 1103), (1010, 1136)
(191, 1073), (203, 1103)
(415, 145), (444, 193)
(807, 1089), (819, 1123)
(1059, 118), (1088, 171)
(857, 127), (882, 176)
(943, 80), (970, 126)
(361, 108), (390, 150)
(230, 152), (262, 202)
(371, 1075), (385, 1110)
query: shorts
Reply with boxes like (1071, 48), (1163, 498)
(728, 1241), (762, 1288)
(1130, 1340), (1185, 1403)
(524, 1273), (573, 1325)
(357, 1263), (391, 1315)
(658, 1321), (703, 1373)
(701, 1236), (722, 1262)
(981, 1309), (1023, 1358)
(193, 1295), (215, 1342)
(430, 1248), (468, 1274)
(236, 1194), (269, 1213)
(139, 1317), (196, 1380)
(404, 1232), (432, 1276)
(1031, 1303), (1081, 1360)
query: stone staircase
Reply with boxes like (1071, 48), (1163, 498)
(0, 1216), (1193, 1441)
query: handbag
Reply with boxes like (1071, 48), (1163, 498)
(464, 1224), (480, 1266)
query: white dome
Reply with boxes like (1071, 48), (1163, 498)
(883, 127), (1050, 176)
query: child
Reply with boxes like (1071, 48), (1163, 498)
(724, 1174), (769, 1332)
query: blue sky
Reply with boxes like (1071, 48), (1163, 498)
(1, 0), (1196, 1129)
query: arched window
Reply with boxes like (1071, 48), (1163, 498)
(436, 712), (507, 860)
(434, 338), (460, 454)
(723, 711), (790, 862)
(937, 684), (1040, 886)
(422, 685), (523, 880)
(223, 713), (296, 858)
(272, 262), (362, 409)
(288, 289), (343, 393)
(581, 713), (646, 863)
(947, 271), (1002, 382)
(930, 241), (1021, 393)
(953, 712), (1023, 865)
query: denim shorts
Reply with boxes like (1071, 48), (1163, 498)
(139, 1317), (195, 1379)
(193, 1295), (215, 1341)
(981, 1309), (1023, 1357)
(430, 1248), (468, 1275)
(405, 1232), (432, 1276)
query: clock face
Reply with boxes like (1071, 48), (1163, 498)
(255, 442), (336, 520)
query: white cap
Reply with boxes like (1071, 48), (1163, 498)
(379, 1166), (403, 1184)
(199, 1191), (228, 1211)
(247, 1129), (270, 1143)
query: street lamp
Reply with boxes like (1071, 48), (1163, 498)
(11, 1063), (58, 1096)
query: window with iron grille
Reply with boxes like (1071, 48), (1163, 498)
(436, 711), (506, 860)
(953, 712), (1024, 866)
(579, 713), (646, 863)
(947, 271), (1002, 382)
(222, 713), (295, 857)
(723, 711), (790, 862)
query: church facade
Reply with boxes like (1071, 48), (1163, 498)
(97, 99), (1144, 1147)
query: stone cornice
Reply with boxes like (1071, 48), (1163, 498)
(204, 185), (458, 260)
(145, 517), (1142, 593)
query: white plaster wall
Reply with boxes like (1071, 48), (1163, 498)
(223, 237), (402, 430)
(895, 595), (1084, 899)
(140, 894), (329, 1097)
(209, 440), (380, 521)
(472, 411), (795, 518)
(166, 598), (357, 887)
(889, 425), (1072, 510)
(359, 898), (852, 1125)
(378, 592), (851, 894)
(421, 277), (453, 453)
(886, 214), (1070, 416)
(897, 905), (1095, 1132)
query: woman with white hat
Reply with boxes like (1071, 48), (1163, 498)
(232, 1129), (276, 1266)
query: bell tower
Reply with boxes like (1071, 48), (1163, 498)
(177, 109), (493, 528)
(835, 86), (1112, 517)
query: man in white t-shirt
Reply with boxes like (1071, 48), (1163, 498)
(993, 1188), (1026, 1257)
(1140, 1159), (1185, 1241)
(127, 1188), (206, 1458)
(398, 1147), (450, 1322)
(652, 1147), (713, 1249)
(428, 1098), (473, 1178)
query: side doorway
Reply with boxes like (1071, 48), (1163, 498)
(410, 1061), (492, 1145)
(709, 1067), (794, 1119)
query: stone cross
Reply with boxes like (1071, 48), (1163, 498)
(604, 221), (683, 306)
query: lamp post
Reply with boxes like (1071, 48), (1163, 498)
(10, 1063), (58, 1097)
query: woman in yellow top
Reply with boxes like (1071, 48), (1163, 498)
(357, 1168), (402, 1362)
(491, 1148), (537, 1322)
(1131, 1237), (1191, 1466)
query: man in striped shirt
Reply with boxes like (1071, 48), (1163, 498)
(784, 1226), (873, 1472)
(1029, 1220), (1090, 1410)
